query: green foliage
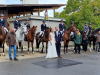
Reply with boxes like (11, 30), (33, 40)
(54, 12), (60, 18)
(55, 0), (100, 30)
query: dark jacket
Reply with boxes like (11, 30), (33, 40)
(73, 33), (82, 44)
(24, 22), (30, 29)
(95, 34), (100, 42)
(41, 24), (46, 31)
(54, 31), (62, 43)
(83, 36), (89, 44)
(14, 20), (21, 29)
(0, 19), (5, 27)
(6, 32), (16, 46)
(59, 23), (66, 31)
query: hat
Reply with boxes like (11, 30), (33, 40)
(77, 29), (79, 31)
(71, 21), (74, 23)
(0, 14), (4, 17)
(16, 16), (19, 19)
(42, 20), (45, 22)
(61, 19), (63, 21)
(26, 19), (29, 21)
(89, 23), (91, 25)
(85, 22), (87, 24)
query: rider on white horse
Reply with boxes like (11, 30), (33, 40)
(0, 14), (8, 34)
(14, 16), (21, 31)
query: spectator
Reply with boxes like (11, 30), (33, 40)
(73, 29), (82, 54)
(6, 28), (18, 61)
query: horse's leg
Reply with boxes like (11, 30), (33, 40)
(46, 42), (48, 54)
(66, 41), (69, 53)
(36, 39), (39, 52)
(93, 40), (95, 51)
(27, 41), (30, 54)
(64, 40), (66, 54)
(21, 41), (24, 56)
(41, 42), (44, 53)
(2, 43), (5, 56)
(31, 41), (34, 54)
(89, 41), (92, 52)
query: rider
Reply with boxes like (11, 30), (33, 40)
(0, 14), (8, 34)
(14, 16), (21, 31)
(39, 20), (47, 39)
(59, 19), (66, 34)
(83, 22), (89, 35)
(24, 19), (30, 32)
(24, 19), (30, 41)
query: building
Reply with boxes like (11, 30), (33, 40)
(20, 0), (38, 4)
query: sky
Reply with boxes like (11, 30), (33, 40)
(0, 0), (67, 17)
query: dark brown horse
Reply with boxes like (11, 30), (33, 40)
(36, 27), (51, 53)
(27, 26), (37, 54)
(0, 25), (6, 56)
(63, 26), (76, 54)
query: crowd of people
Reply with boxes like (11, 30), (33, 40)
(0, 14), (100, 60)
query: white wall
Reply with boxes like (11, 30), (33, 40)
(23, 0), (38, 4)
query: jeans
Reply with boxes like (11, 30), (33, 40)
(9, 45), (16, 59)
(96, 42), (100, 51)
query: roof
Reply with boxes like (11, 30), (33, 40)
(0, 4), (66, 17)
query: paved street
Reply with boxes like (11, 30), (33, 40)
(0, 51), (100, 75)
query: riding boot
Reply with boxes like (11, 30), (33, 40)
(39, 35), (42, 41)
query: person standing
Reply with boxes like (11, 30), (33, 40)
(83, 22), (89, 35)
(54, 27), (62, 58)
(59, 19), (66, 34)
(94, 31), (100, 52)
(83, 31), (89, 52)
(46, 28), (58, 58)
(73, 29), (82, 54)
(6, 28), (18, 61)
(14, 16), (21, 31)
(39, 20), (47, 38)
(0, 14), (8, 33)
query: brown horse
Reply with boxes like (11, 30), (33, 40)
(27, 26), (37, 54)
(0, 25), (6, 56)
(36, 27), (51, 53)
(63, 26), (76, 54)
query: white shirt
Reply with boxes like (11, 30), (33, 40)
(56, 31), (58, 37)
(16, 20), (18, 22)
(1, 19), (3, 21)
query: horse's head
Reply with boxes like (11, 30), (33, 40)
(72, 26), (76, 32)
(45, 27), (51, 36)
(20, 25), (27, 34)
(30, 26), (37, 36)
(89, 29), (94, 37)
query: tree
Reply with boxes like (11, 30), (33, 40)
(58, 0), (100, 30)
(54, 12), (60, 18)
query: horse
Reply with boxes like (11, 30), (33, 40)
(36, 27), (51, 53)
(88, 29), (96, 51)
(62, 26), (76, 54)
(0, 25), (6, 56)
(27, 26), (37, 54)
(16, 25), (27, 56)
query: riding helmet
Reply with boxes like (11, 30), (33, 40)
(61, 19), (63, 22)
(89, 23), (91, 25)
(85, 22), (87, 24)
(42, 20), (45, 22)
(0, 14), (4, 17)
(16, 16), (20, 19)
(26, 19), (29, 21)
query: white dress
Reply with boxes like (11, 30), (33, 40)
(46, 32), (58, 58)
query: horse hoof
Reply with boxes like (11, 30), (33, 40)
(27, 52), (29, 54)
(32, 52), (34, 54)
(2, 53), (5, 56)
(16, 54), (18, 57)
(22, 54), (24, 56)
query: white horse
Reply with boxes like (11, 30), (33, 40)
(16, 25), (27, 56)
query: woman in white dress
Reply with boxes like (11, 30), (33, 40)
(46, 28), (58, 58)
